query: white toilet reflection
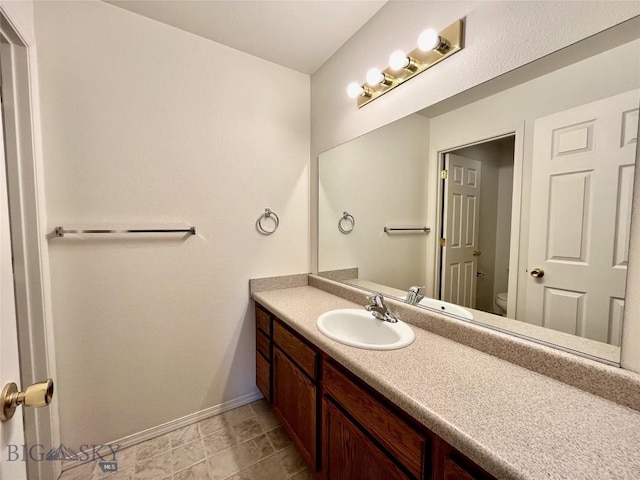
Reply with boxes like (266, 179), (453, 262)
(495, 292), (508, 316)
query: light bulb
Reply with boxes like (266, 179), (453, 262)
(389, 50), (410, 70)
(417, 28), (440, 51)
(346, 82), (363, 98)
(366, 68), (384, 86)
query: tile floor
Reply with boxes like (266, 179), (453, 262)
(58, 400), (313, 480)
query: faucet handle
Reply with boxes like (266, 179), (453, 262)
(406, 286), (425, 305)
(365, 293), (384, 307)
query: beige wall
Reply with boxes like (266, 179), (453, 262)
(35, 1), (309, 447)
(311, 2), (640, 370)
(319, 114), (429, 290)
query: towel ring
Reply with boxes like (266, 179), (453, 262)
(256, 208), (279, 235)
(338, 212), (355, 234)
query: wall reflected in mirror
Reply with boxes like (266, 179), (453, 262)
(318, 28), (640, 365)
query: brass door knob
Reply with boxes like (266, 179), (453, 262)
(473, 250), (482, 257)
(530, 268), (545, 278)
(1, 379), (54, 422)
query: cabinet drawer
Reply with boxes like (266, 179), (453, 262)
(256, 351), (271, 402)
(257, 329), (271, 361)
(274, 321), (317, 380)
(323, 361), (427, 479)
(256, 306), (272, 336)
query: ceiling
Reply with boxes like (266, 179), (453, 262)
(104, 1), (387, 74)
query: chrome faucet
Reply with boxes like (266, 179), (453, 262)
(405, 286), (425, 305)
(365, 294), (398, 323)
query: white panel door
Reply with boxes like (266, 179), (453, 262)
(525, 90), (639, 344)
(0, 92), (27, 479)
(441, 154), (481, 308)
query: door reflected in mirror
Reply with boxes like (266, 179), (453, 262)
(318, 30), (640, 364)
(439, 136), (515, 317)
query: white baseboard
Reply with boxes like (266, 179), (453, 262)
(62, 390), (264, 472)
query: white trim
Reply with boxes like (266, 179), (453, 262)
(110, 391), (264, 450)
(506, 125), (525, 319)
(61, 391), (264, 472)
(0, 5), (60, 480)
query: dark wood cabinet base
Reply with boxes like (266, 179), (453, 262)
(324, 398), (411, 480)
(273, 347), (317, 469)
(255, 302), (496, 480)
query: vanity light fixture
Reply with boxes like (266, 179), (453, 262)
(417, 28), (449, 53)
(389, 50), (419, 72)
(366, 67), (394, 87)
(346, 82), (372, 99)
(348, 19), (464, 108)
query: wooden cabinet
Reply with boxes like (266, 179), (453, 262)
(273, 348), (317, 468)
(254, 303), (496, 480)
(323, 360), (427, 479)
(443, 458), (479, 480)
(256, 306), (272, 336)
(255, 306), (272, 402)
(273, 321), (317, 378)
(323, 397), (411, 480)
(271, 319), (320, 471)
(433, 437), (495, 480)
(255, 306), (319, 468)
(256, 353), (270, 402)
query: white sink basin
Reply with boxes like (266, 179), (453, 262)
(418, 297), (473, 319)
(316, 309), (415, 350)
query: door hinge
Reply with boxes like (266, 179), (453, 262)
(439, 238), (446, 247)
(440, 169), (448, 179)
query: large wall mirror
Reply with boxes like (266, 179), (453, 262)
(318, 20), (640, 365)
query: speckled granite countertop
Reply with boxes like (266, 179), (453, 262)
(252, 286), (640, 480)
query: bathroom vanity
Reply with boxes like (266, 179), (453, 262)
(255, 302), (493, 480)
(251, 279), (640, 480)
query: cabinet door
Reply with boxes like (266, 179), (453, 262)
(443, 457), (479, 480)
(273, 348), (317, 469)
(323, 361), (426, 478)
(256, 351), (271, 402)
(323, 398), (411, 480)
(433, 437), (495, 480)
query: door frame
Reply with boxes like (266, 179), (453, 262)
(0, 6), (60, 480)
(428, 123), (524, 318)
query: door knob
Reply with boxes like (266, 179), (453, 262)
(473, 250), (482, 257)
(530, 268), (545, 278)
(1, 379), (54, 422)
